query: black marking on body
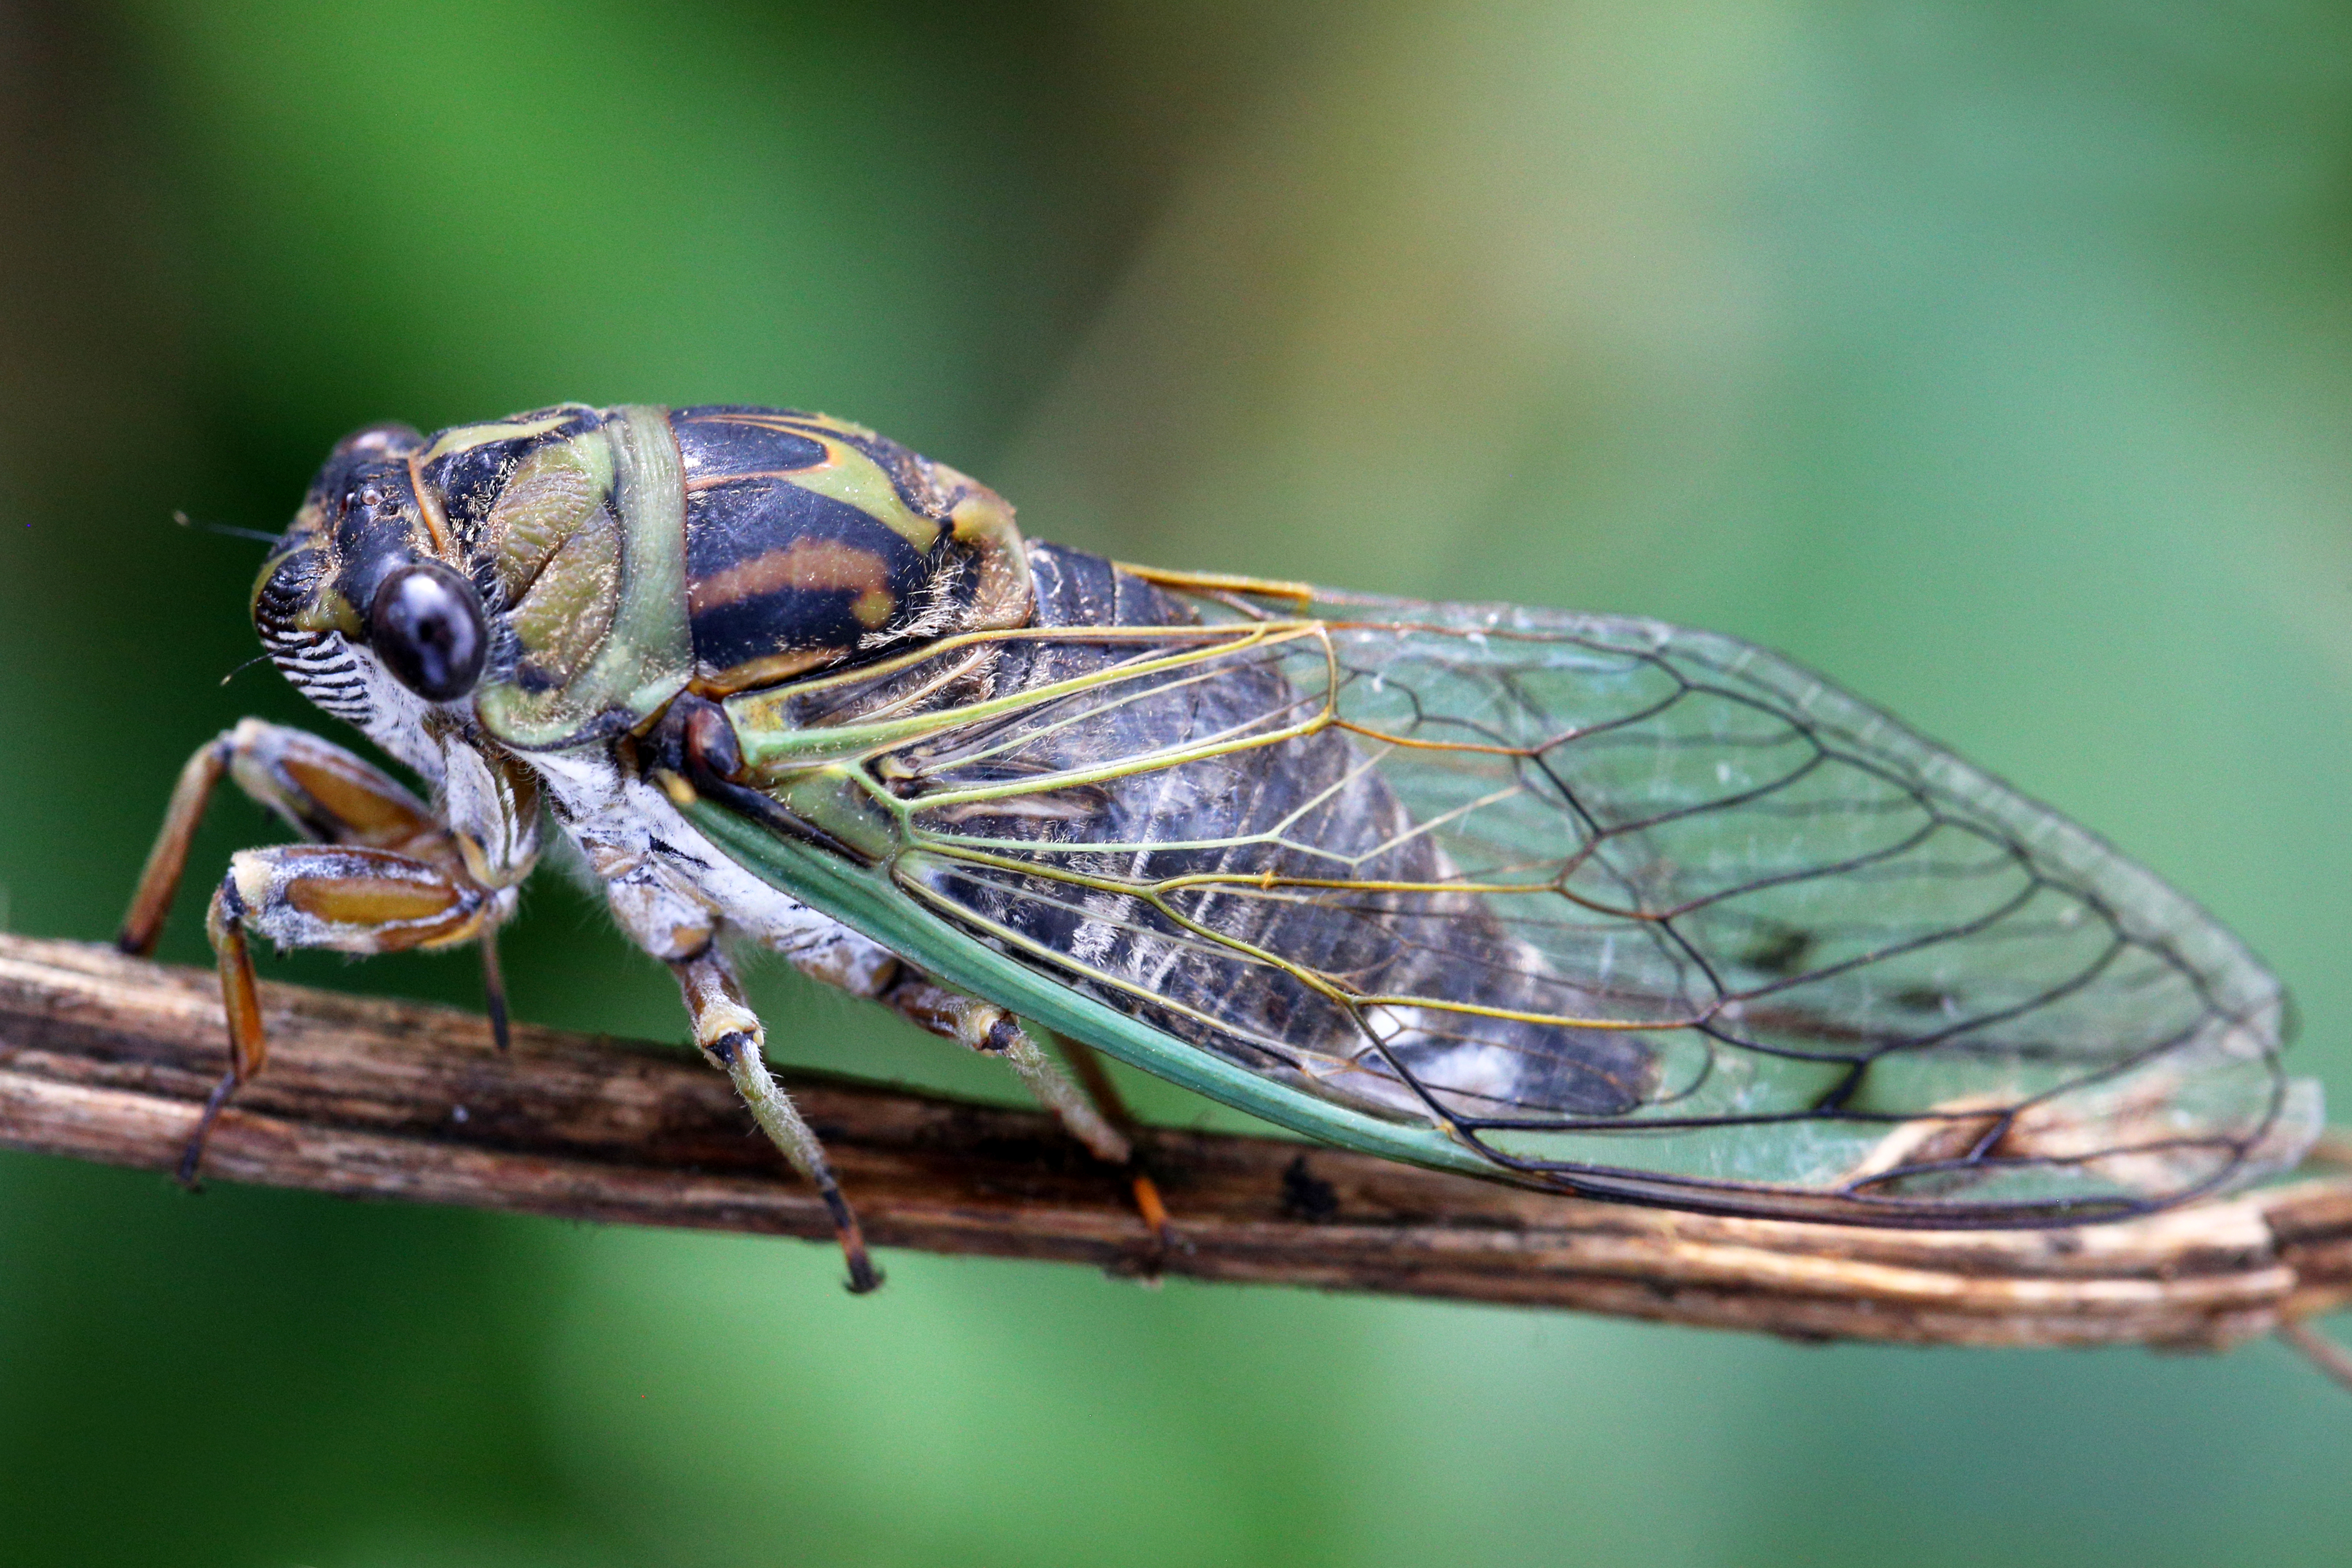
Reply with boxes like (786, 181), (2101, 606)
(419, 407), (606, 548)
(645, 836), (714, 874)
(672, 405), (828, 478)
(684, 479), (932, 671)
(675, 405), (957, 528)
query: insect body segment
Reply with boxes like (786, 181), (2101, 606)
(125, 404), (2323, 1287)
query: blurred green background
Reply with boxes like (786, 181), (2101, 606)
(3, 1), (2350, 1563)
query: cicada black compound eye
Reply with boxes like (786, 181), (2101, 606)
(366, 561), (488, 702)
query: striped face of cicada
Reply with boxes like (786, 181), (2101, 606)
(250, 420), (481, 771)
(252, 404), (1034, 763)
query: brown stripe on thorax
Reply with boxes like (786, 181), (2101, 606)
(688, 538), (900, 627)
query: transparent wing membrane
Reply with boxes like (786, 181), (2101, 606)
(746, 559), (2319, 1225)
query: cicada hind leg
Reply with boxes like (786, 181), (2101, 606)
(118, 719), (518, 1185)
(875, 974), (1173, 1265)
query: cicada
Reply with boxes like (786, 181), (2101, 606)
(120, 403), (2323, 1290)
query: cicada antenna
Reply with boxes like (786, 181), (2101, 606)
(173, 509), (281, 546)
(168, 513), (281, 685)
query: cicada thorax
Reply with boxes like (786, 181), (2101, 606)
(670, 407), (1031, 695)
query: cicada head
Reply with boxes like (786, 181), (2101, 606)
(253, 420), (490, 776)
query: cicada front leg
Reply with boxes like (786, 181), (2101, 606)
(185, 843), (496, 1181)
(118, 719), (527, 1182)
(121, 720), (449, 949)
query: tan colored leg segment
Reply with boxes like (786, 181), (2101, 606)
(180, 843), (494, 1185)
(785, 938), (1160, 1185)
(884, 978), (1130, 1164)
(120, 719), (450, 957)
(119, 733), (233, 958)
(182, 873), (267, 1185)
(671, 944), (880, 1293)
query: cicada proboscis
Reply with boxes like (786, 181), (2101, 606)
(120, 404), (2323, 1291)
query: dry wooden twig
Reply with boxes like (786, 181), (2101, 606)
(1, 932), (2346, 1363)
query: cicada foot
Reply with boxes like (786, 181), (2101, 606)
(177, 845), (497, 1186)
(709, 1031), (881, 1296)
(671, 945), (881, 1294)
(1122, 1170), (1174, 1279)
(1052, 1030), (1175, 1271)
(883, 974), (1174, 1272)
(476, 921), (511, 1053)
(178, 873), (265, 1189)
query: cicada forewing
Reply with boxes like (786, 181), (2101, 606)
(722, 554), (2319, 1227)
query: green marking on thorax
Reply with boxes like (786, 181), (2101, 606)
(477, 405), (693, 749)
(785, 430), (947, 555)
(417, 408), (581, 468)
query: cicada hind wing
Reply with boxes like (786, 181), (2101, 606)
(856, 552), (2321, 1227)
